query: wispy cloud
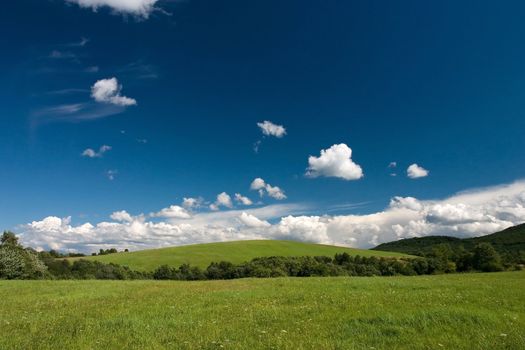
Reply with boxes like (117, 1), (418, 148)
(84, 66), (99, 73)
(49, 50), (77, 60)
(119, 60), (158, 79)
(44, 88), (89, 96)
(106, 170), (118, 181)
(32, 102), (125, 125)
(67, 37), (90, 47)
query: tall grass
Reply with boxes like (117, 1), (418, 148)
(0, 272), (523, 349)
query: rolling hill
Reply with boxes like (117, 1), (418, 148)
(373, 223), (525, 257)
(67, 240), (409, 271)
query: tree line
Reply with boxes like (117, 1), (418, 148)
(0, 231), (521, 280)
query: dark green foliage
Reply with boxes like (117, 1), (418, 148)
(96, 248), (119, 256)
(373, 223), (525, 265)
(0, 232), (48, 279)
(1, 231), (19, 246)
(206, 261), (241, 280)
(153, 264), (206, 280)
(472, 243), (504, 272)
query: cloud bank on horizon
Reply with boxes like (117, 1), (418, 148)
(19, 180), (525, 253)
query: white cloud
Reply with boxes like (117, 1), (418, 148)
(250, 178), (266, 191)
(238, 212), (270, 228)
(306, 143), (363, 180)
(65, 0), (160, 18)
(152, 205), (192, 219)
(407, 164), (429, 179)
(91, 78), (137, 106)
(82, 145), (112, 158)
(257, 120), (287, 138)
(265, 184), (287, 200)
(210, 192), (233, 211)
(271, 181), (525, 247)
(235, 194), (253, 206)
(250, 178), (287, 200)
(18, 181), (525, 253)
(182, 197), (203, 209)
(19, 204), (306, 252)
(110, 210), (133, 222)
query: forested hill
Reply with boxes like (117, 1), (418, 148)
(373, 223), (525, 258)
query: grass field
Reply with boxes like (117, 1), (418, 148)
(67, 240), (409, 270)
(0, 271), (523, 349)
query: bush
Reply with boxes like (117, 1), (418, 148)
(0, 232), (48, 279)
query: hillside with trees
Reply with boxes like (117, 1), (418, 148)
(373, 223), (525, 264)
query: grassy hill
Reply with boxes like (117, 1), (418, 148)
(373, 223), (525, 257)
(68, 240), (409, 271)
(1, 272), (524, 349)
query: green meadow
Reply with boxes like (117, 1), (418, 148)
(67, 240), (409, 270)
(1, 271), (523, 349)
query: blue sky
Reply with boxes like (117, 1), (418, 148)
(1, 1), (525, 252)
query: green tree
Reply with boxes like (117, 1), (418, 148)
(1, 231), (19, 247)
(472, 243), (503, 272)
(0, 232), (47, 279)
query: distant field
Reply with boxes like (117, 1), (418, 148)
(1, 272), (523, 349)
(67, 240), (410, 270)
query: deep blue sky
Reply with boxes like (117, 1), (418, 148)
(1, 0), (525, 229)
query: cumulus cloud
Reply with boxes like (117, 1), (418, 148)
(250, 178), (266, 191)
(110, 210), (133, 222)
(235, 194), (253, 206)
(19, 204), (306, 252)
(238, 212), (271, 228)
(182, 197), (203, 209)
(407, 164), (429, 179)
(210, 192), (233, 211)
(257, 121), (287, 138)
(91, 78), (137, 106)
(17, 181), (525, 253)
(152, 205), (191, 219)
(82, 145), (111, 158)
(306, 143), (363, 180)
(65, 0), (160, 18)
(250, 178), (287, 200)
